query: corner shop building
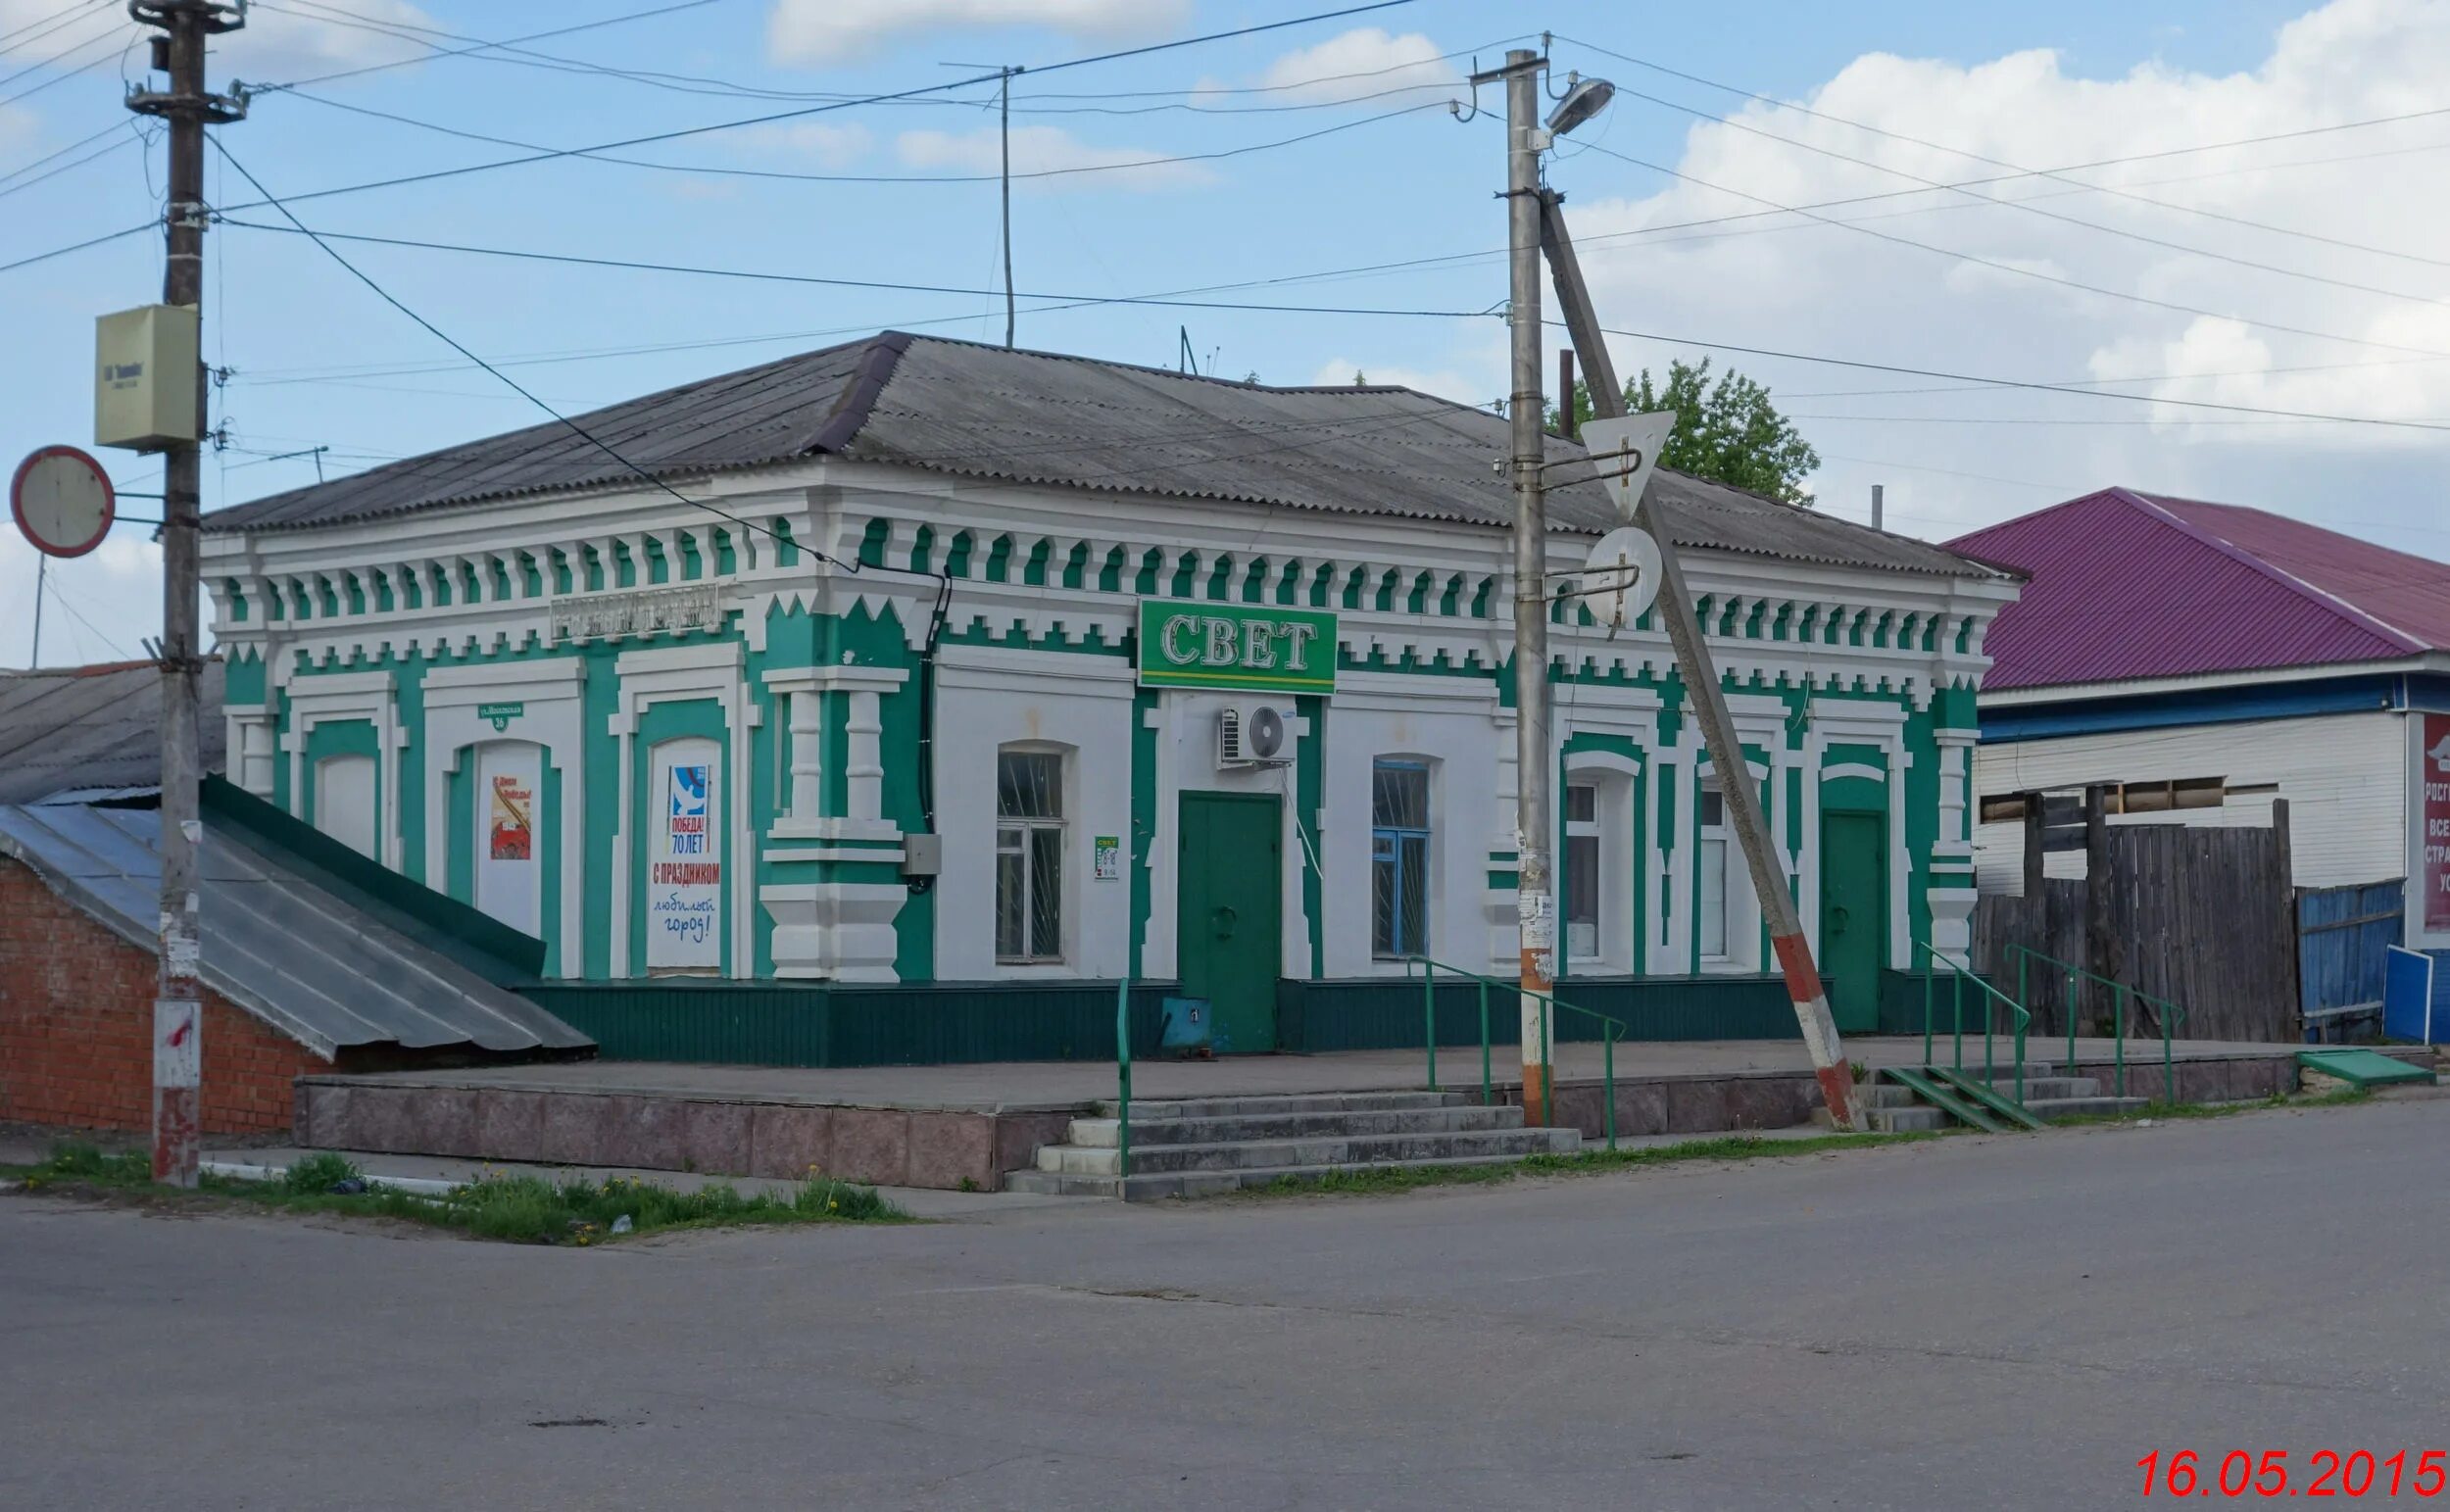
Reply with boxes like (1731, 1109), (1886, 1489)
(198, 334), (2018, 1063)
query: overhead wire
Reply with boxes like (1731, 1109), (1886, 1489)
(1589, 78), (2450, 313)
(1555, 34), (2450, 272)
(208, 0), (1424, 217)
(269, 88), (1450, 186)
(211, 214), (2450, 433)
(1560, 132), (2450, 364)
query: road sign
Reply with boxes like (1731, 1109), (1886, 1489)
(11, 445), (116, 559)
(1578, 410), (1676, 523)
(1578, 524), (1662, 629)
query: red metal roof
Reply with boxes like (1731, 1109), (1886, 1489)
(1946, 488), (2442, 691)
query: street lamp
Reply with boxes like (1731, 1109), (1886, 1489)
(1544, 74), (1615, 137)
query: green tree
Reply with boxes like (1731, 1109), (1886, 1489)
(1550, 358), (1820, 506)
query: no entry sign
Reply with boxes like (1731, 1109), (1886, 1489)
(11, 445), (116, 559)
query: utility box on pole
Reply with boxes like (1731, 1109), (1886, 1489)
(94, 304), (202, 452)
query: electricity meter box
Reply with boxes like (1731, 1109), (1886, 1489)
(94, 304), (200, 452)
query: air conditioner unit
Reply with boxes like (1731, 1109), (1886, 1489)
(1216, 703), (1294, 768)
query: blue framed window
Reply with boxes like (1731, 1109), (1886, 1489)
(1371, 760), (1430, 957)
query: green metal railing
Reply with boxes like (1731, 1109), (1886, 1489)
(2005, 944), (2187, 1102)
(1406, 956), (1629, 1152)
(1113, 977), (1132, 1181)
(1915, 940), (2032, 1105)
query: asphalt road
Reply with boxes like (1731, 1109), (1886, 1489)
(5, 1098), (2445, 1510)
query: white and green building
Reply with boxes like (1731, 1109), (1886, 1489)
(199, 334), (2018, 1063)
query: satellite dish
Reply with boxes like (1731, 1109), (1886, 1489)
(11, 445), (115, 559)
(1579, 525), (1662, 629)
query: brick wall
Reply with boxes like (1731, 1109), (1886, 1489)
(0, 855), (328, 1136)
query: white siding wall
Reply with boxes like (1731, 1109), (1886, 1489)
(1973, 710), (2409, 892)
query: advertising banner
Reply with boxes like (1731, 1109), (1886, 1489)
(474, 742), (542, 936)
(648, 739), (721, 969)
(2424, 714), (2450, 935)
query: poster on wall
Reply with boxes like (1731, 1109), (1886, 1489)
(2425, 713), (2450, 935)
(473, 742), (542, 936)
(649, 738), (722, 970)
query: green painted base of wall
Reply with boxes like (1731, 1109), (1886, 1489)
(518, 979), (1177, 1068)
(1277, 975), (1805, 1053)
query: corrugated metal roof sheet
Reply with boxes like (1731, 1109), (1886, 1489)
(2147, 495), (2450, 652)
(206, 332), (2002, 581)
(0, 660), (224, 805)
(1946, 488), (2426, 691)
(0, 804), (593, 1058)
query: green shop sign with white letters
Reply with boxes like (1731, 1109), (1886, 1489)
(1136, 600), (1337, 696)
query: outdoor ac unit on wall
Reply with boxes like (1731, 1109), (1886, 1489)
(1216, 703), (1294, 769)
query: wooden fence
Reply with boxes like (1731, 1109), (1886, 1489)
(1973, 803), (2300, 1045)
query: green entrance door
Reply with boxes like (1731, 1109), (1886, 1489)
(1818, 812), (1886, 1033)
(1177, 791), (1282, 1053)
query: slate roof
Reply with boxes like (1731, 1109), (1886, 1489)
(0, 660), (223, 805)
(206, 332), (2002, 580)
(0, 803), (593, 1058)
(1945, 487), (2450, 691)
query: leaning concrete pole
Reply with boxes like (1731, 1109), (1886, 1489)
(1539, 190), (1862, 1130)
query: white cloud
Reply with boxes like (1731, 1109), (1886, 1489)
(1546, 0), (2450, 551)
(732, 122), (873, 169)
(1223, 27), (1459, 105)
(896, 123), (1212, 192)
(0, 0), (441, 89)
(764, 0), (1188, 66)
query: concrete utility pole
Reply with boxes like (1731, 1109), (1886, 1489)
(999, 65), (1016, 347)
(127, 0), (246, 1186)
(1539, 189), (1864, 1130)
(1480, 48), (1559, 1124)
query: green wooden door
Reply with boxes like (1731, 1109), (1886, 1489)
(1177, 791), (1282, 1053)
(1819, 812), (1885, 1033)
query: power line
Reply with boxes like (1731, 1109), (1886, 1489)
(1562, 133), (2450, 364)
(0, 125), (135, 201)
(1556, 34), (2450, 273)
(260, 0), (1496, 117)
(210, 136), (832, 562)
(270, 87), (1448, 186)
(0, 1), (106, 62)
(1576, 319), (2450, 434)
(208, 0), (1422, 216)
(213, 212), (2450, 432)
(1592, 78), (2450, 313)
(254, 0), (725, 94)
(218, 218), (1496, 316)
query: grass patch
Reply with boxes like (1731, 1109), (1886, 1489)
(2, 1144), (906, 1244)
(1244, 1129), (1944, 1198)
(2047, 1086), (2376, 1128)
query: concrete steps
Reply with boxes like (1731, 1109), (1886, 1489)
(1004, 1089), (1581, 1200)
(1868, 1067), (2149, 1133)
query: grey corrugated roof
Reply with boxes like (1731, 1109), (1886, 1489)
(205, 332), (1999, 579)
(0, 804), (593, 1058)
(0, 660), (224, 805)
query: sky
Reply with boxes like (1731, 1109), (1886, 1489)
(2, 0), (2445, 668)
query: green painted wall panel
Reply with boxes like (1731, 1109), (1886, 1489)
(520, 979), (1176, 1066)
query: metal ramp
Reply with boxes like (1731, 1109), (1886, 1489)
(2295, 1049), (2438, 1089)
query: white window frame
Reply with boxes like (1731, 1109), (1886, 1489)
(995, 744), (1068, 965)
(1696, 778), (1732, 965)
(1564, 781), (1602, 965)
